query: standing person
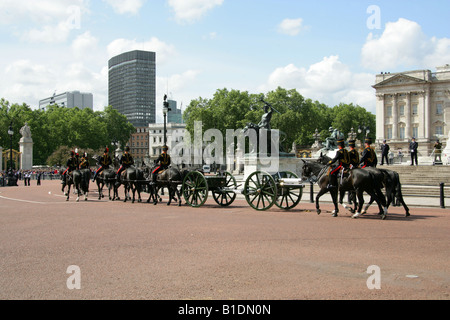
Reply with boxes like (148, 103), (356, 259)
(360, 137), (378, 168)
(152, 145), (171, 182)
(37, 171), (41, 186)
(380, 140), (390, 165)
(92, 148), (112, 182)
(116, 146), (134, 183)
(409, 137), (419, 166)
(433, 139), (442, 165)
(398, 149), (404, 164)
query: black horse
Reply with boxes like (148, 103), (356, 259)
(317, 154), (410, 217)
(92, 155), (117, 201)
(62, 169), (82, 202)
(144, 166), (185, 206)
(74, 169), (91, 201)
(301, 159), (388, 219)
(114, 166), (143, 203)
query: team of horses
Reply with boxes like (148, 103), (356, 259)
(300, 153), (410, 219)
(61, 153), (411, 220)
(61, 155), (187, 205)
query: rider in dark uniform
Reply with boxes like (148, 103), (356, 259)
(92, 148), (112, 182)
(61, 151), (79, 184)
(116, 146), (134, 182)
(348, 140), (360, 169)
(152, 145), (171, 182)
(326, 139), (350, 190)
(79, 152), (90, 169)
(360, 137), (378, 168)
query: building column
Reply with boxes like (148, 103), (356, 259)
(405, 92), (412, 140)
(425, 87), (431, 142)
(392, 94), (398, 140)
(375, 94), (385, 143)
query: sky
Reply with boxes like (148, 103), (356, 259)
(1, 0), (449, 122)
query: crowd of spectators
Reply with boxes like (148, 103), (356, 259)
(0, 168), (62, 187)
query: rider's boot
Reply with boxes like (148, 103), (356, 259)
(327, 174), (337, 190)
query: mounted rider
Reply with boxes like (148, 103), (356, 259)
(79, 152), (90, 169)
(61, 150), (79, 184)
(92, 147), (112, 182)
(116, 146), (134, 183)
(360, 137), (378, 168)
(152, 145), (171, 182)
(326, 139), (350, 190)
(348, 140), (360, 169)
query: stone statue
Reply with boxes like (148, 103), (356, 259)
(20, 122), (32, 139)
(323, 127), (344, 151)
(257, 100), (274, 130)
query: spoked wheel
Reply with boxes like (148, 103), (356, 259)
(275, 171), (303, 210)
(212, 172), (237, 207)
(182, 171), (208, 207)
(244, 171), (277, 211)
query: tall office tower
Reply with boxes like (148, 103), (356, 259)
(167, 100), (184, 124)
(108, 50), (156, 127)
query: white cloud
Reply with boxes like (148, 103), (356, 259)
(0, 0), (88, 43)
(168, 0), (224, 24)
(103, 0), (145, 15)
(72, 32), (99, 58)
(277, 18), (305, 36)
(260, 56), (375, 112)
(107, 37), (176, 64)
(361, 18), (450, 71)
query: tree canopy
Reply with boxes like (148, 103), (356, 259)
(0, 99), (135, 166)
(183, 87), (375, 150)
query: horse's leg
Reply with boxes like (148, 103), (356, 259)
(66, 184), (71, 201)
(341, 190), (355, 213)
(362, 197), (375, 215)
(315, 187), (328, 215)
(352, 189), (365, 218)
(176, 187), (182, 207)
(330, 189), (339, 217)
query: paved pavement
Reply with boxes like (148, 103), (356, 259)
(0, 181), (449, 301)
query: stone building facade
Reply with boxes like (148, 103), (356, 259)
(374, 65), (450, 157)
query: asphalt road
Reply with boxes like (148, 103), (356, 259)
(0, 181), (448, 300)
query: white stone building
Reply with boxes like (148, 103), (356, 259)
(374, 65), (450, 157)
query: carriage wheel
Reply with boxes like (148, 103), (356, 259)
(244, 171), (277, 211)
(212, 172), (237, 207)
(275, 171), (303, 210)
(182, 171), (209, 207)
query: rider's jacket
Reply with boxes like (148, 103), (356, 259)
(120, 153), (134, 167)
(66, 157), (78, 172)
(80, 157), (89, 169)
(156, 152), (171, 168)
(328, 148), (350, 169)
(360, 146), (377, 167)
(349, 148), (360, 168)
(99, 154), (112, 168)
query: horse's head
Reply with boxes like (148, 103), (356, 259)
(317, 153), (331, 165)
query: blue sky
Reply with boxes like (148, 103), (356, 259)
(1, 0), (449, 121)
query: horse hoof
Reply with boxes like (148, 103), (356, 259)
(316, 209), (321, 215)
(406, 212), (410, 217)
(352, 212), (361, 219)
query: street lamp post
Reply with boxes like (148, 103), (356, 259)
(163, 95), (171, 147)
(358, 125), (371, 139)
(8, 122), (13, 172)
